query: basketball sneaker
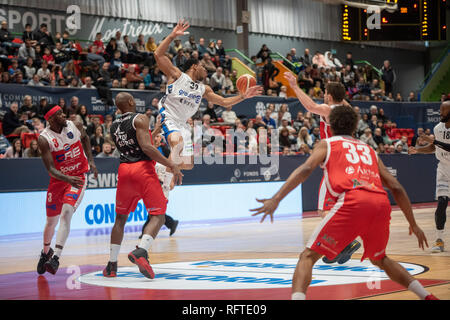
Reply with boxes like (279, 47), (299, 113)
(103, 261), (118, 277)
(169, 219), (179, 237)
(128, 246), (155, 279)
(431, 239), (444, 253)
(44, 255), (59, 275)
(337, 240), (361, 264)
(37, 248), (54, 275)
(425, 294), (439, 300)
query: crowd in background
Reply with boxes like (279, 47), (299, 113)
(0, 21), (445, 159)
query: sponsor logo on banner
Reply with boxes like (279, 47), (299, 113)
(78, 258), (427, 290)
(386, 166), (397, 178)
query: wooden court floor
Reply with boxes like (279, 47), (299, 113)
(0, 205), (448, 300)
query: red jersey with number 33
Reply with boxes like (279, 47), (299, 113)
(40, 120), (89, 176)
(322, 136), (386, 197)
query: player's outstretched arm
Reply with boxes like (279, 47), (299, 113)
(378, 158), (428, 250)
(154, 20), (188, 80)
(203, 84), (263, 108)
(38, 136), (84, 189)
(283, 71), (330, 118)
(134, 114), (183, 185)
(75, 121), (98, 179)
(250, 140), (328, 223)
(421, 134), (450, 152)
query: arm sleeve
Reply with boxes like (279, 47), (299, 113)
(434, 140), (450, 152)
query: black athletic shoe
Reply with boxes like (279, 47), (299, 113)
(103, 261), (118, 277)
(128, 246), (154, 279)
(44, 255), (60, 275)
(37, 248), (54, 274)
(322, 255), (339, 264)
(337, 240), (362, 264)
(169, 220), (179, 236)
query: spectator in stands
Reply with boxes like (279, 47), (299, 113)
(77, 105), (91, 129)
(115, 31), (128, 57)
(296, 127), (313, 149)
(111, 79), (120, 88)
(210, 67), (226, 93)
(407, 91), (417, 102)
(125, 65), (143, 89)
(4, 138), (23, 158)
(90, 124), (104, 156)
(34, 23), (54, 49)
(298, 143), (312, 155)
(2, 102), (30, 136)
(360, 128), (378, 150)
(394, 136), (409, 154)
(196, 37), (207, 58)
(37, 61), (51, 84)
(87, 115), (101, 137)
(184, 35), (197, 53)
(279, 85), (288, 98)
(81, 76), (96, 89)
(200, 53), (216, 76)
(254, 115), (267, 131)
(277, 104), (292, 125)
(96, 142), (115, 158)
(310, 126), (321, 145)
(325, 51), (342, 69)
(105, 37), (118, 60)
(102, 114), (114, 135)
(411, 127), (424, 147)
(370, 79), (383, 100)
(292, 111), (305, 132)
(221, 105), (238, 124)
(262, 58), (280, 94)
(22, 23), (37, 46)
(0, 130), (10, 155)
(263, 108), (277, 129)
(312, 51), (327, 69)
(381, 60), (395, 95)
(31, 117), (45, 134)
(246, 120), (258, 153)
(215, 39), (225, 58)
(204, 101), (218, 122)
(18, 39), (36, 63)
(42, 47), (55, 66)
(279, 128), (292, 150)
(301, 48), (312, 67)
(385, 92), (394, 102)
(373, 128), (385, 146)
(93, 32), (105, 54)
(172, 48), (187, 69)
(256, 44), (271, 63)
(298, 65), (314, 93)
(65, 96), (79, 116)
(395, 93), (403, 102)
(23, 57), (36, 80)
(312, 81), (324, 99)
(145, 37), (157, 53)
(23, 139), (41, 158)
(277, 119), (296, 136)
(20, 95), (39, 118)
(0, 20), (20, 54)
(345, 52), (355, 70)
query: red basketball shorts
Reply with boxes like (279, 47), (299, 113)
(46, 174), (87, 217)
(115, 160), (167, 216)
(307, 188), (391, 261)
(317, 176), (336, 211)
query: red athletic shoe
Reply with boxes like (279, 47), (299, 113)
(103, 261), (117, 277)
(128, 246), (155, 279)
(425, 294), (439, 300)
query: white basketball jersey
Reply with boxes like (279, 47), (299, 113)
(433, 122), (450, 167)
(158, 72), (206, 123)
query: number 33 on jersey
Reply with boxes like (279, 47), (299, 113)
(322, 136), (386, 197)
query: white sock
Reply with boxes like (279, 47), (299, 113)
(408, 280), (430, 300)
(54, 247), (62, 257)
(291, 292), (306, 300)
(436, 229), (444, 240)
(138, 234), (154, 251)
(110, 244), (121, 262)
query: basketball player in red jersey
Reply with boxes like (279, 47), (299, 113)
(252, 106), (438, 300)
(284, 71), (360, 263)
(102, 92), (183, 279)
(37, 104), (98, 275)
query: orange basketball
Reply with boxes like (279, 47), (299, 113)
(236, 74), (257, 94)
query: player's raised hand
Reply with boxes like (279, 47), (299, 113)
(250, 198), (279, 223)
(283, 71), (298, 87)
(243, 85), (263, 99)
(171, 19), (190, 37)
(409, 224), (429, 250)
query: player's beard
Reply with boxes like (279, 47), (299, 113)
(440, 114), (450, 123)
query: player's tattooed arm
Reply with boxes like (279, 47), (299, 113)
(377, 158), (428, 250)
(284, 71), (330, 118)
(251, 140), (327, 223)
(203, 85), (263, 108)
(74, 121), (98, 179)
(154, 20), (188, 80)
(135, 114), (183, 185)
(37, 136), (84, 189)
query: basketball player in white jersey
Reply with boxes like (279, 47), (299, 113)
(154, 20), (262, 188)
(409, 100), (450, 253)
(284, 71), (360, 264)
